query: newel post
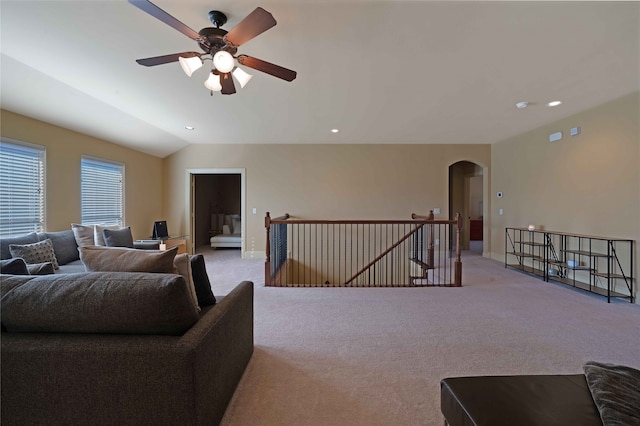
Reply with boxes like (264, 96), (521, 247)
(427, 209), (435, 269)
(265, 212), (271, 287)
(454, 212), (463, 287)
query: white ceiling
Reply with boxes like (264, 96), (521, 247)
(1, 1), (638, 158)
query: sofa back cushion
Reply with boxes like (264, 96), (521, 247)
(1, 272), (200, 335)
(41, 230), (79, 265)
(79, 246), (178, 273)
(0, 232), (39, 260)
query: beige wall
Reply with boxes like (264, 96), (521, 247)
(490, 92), (639, 300)
(0, 110), (163, 239)
(5, 91), (636, 299)
(164, 144), (491, 256)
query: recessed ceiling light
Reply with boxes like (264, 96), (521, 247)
(331, 129), (339, 133)
(515, 101), (529, 109)
(185, 126), (195, 130)
(547, 101), (562, 107)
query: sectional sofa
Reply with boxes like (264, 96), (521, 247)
(1, 230), (255, 425)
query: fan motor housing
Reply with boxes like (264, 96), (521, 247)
(198, 27), (237, 55)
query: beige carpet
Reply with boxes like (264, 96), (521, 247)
(200, 247), (640, 426)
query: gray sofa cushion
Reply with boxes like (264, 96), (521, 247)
(0, 258), (29, 275)
(57, 260), (87, 274)
(27, 262), (55, 275)
(41, 230), (79, 265)
(1, 272), (200, 335)
(80, 245), (178, 273)
(0, 232), (39, 260)
(9, 238), (59, 270)
(190, 254), (216, 306)
(103, 227), (134, 248)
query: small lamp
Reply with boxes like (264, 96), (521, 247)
(179, 55), (203, 77)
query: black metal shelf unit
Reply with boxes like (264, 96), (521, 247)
(505, 228), (634, 303)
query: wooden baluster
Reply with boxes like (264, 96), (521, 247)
(428, 209), (435, 269)
(454, 212), (463, 287)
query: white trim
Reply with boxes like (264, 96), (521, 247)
(243, 250), (266, 260)
(185, 168), (246, 257)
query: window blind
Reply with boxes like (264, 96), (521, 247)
(81, 156), (124, 226)
(0, 140), (45, 237)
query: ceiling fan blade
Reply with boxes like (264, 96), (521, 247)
(128, 0), (201, 40)
(135, 52), (200, 67)
(237, 55), (297, 82)
(224, 7), (277, 47)
(220, 73), (236, 95)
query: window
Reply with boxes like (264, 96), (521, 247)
(0, 139), (46, 237)
(81, 156), (124, 226)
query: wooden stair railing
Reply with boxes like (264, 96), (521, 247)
(344, 223), (425, 287)
(265, 212), (462, 287)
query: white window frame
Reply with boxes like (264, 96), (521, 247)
(0, 138), (46, 237)
(81, 156), (124, 226)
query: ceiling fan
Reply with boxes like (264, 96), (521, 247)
(128, 0), (297, 95)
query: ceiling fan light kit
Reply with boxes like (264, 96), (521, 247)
(204, 72), (222, 91)
(178, 55), (203, 77)
(233, 67), (253, 88)
(128, 0), (297, 96)
(212, 51), (235, 73)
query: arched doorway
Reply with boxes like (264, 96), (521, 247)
(448, 161), (485, 254)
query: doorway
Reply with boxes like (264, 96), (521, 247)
(448, 161), (485, 254)
(186, 168), (246, 256)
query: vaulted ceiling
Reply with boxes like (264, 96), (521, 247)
(1, 1), (638, 158)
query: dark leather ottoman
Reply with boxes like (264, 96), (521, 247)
(440, 374), (603, 426)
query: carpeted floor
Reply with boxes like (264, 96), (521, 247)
(200, 246), (640, 426)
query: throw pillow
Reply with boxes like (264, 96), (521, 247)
(94, 225), (120, 246)
(0, 258), (29, 275)
(174, 253), (200, 311)
(43, 230), (79, 265)
(189, 254), (216, 306)
(26, 262), (55, 275)
(71, 224), (95, 247)
(584, 361), (640, 426)
(79, 245), (178, 273)
(103, 227), (134, 248)
(9, 239), (59, 270)
(0, 232), (39, 260)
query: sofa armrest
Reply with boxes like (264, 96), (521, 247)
(179, 280), (254, 425)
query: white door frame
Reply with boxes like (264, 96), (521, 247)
(185, 168), (246, 257)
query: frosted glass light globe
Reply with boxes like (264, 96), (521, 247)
(213, 51), (235, 73)
(204, 72), (222, 91)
